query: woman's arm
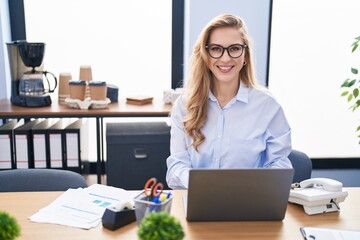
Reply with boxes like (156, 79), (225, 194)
(263, 106), (292, 168)
(166, 97), (192, 189)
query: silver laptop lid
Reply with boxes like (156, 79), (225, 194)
(186, 168), (294, 222)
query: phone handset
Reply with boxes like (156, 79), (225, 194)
(300, 178), (343, 192)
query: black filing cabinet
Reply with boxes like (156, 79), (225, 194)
(106, 122), (170, 190)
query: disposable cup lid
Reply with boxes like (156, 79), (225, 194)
(89, 81), (106, 86)
(69, 80), (86, 85)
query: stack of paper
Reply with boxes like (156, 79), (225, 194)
(29, 184), (139, 229)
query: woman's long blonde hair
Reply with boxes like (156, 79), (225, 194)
(184, 14), (257, 151)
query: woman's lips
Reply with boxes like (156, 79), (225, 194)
(217, 66), (233, 73)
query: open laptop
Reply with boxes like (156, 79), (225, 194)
(185, 168), (294, 222)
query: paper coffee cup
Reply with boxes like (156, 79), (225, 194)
(69, 80), (87, 100)
(89, 81), (107, 100)
(58, 72), (72, 96)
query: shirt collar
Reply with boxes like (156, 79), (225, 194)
(236, 81), (249, 103)
(209, 81), (249, 104)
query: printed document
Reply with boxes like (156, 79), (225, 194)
(29, 184), (139, 229)
(301, 227), (360, 240)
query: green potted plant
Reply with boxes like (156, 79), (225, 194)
(341, 36), (360, 144)
(137, 212), (185, 240)
(0, 211), (21, 240)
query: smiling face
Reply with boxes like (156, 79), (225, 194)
(207, 27), (246, 85)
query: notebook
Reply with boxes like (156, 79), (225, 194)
(185, 168), (294, 222)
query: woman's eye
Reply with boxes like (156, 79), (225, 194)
(211, 47), (222, 52)
(230, 46), (240, 51)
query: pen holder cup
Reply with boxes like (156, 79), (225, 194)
(134, 191), (173, 225)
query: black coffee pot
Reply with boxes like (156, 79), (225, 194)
(7, 41), (57, 107)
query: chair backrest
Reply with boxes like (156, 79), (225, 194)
(288, 149), (312, 183)
(0, 169), (87, 192)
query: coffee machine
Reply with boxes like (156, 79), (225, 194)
(7, 41), (57, 107)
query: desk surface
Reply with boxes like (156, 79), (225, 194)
(0, 98), (172, 118)
(0, 188), (359, 240)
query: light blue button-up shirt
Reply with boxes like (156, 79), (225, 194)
(166, 82), (292, 189)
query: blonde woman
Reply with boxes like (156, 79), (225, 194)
(166, 14), (292, 189)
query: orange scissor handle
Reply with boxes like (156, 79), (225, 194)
(151, 182), (164, 198)
(144, 178), (164, 198)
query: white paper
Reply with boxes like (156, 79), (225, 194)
(301, 227), (360, 240)
(29, 184), (139, 229)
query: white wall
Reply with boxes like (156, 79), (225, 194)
(184, 0), (271, 85)
(0, 0), (11, 99)
(269, 0), (360, 158)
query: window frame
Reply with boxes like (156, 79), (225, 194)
(8, 0), (184, 89)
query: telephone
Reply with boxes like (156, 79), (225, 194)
(288, 178), (348, 215)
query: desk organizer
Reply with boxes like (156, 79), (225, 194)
(65, 98), (110, 110)
(133, 191), (173, 224)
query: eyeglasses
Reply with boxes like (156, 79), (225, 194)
(206, 44), (247, 59)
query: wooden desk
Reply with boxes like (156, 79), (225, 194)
(1, 188), (359, 240)
(0, 98), (171, 118)
(0, 98), (172, 183)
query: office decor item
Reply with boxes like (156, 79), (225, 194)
(340, 36), (360, 144)
(58, 72), (72, 104)
(0, 211), (21, 240)
(126, 96), (153, 105)
(7, 41), (57, 107)
(137, 212), (184, 240)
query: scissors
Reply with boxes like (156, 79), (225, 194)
(144, 178), (164, 201)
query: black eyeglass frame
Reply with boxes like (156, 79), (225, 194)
(205, 44), (248, 59)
